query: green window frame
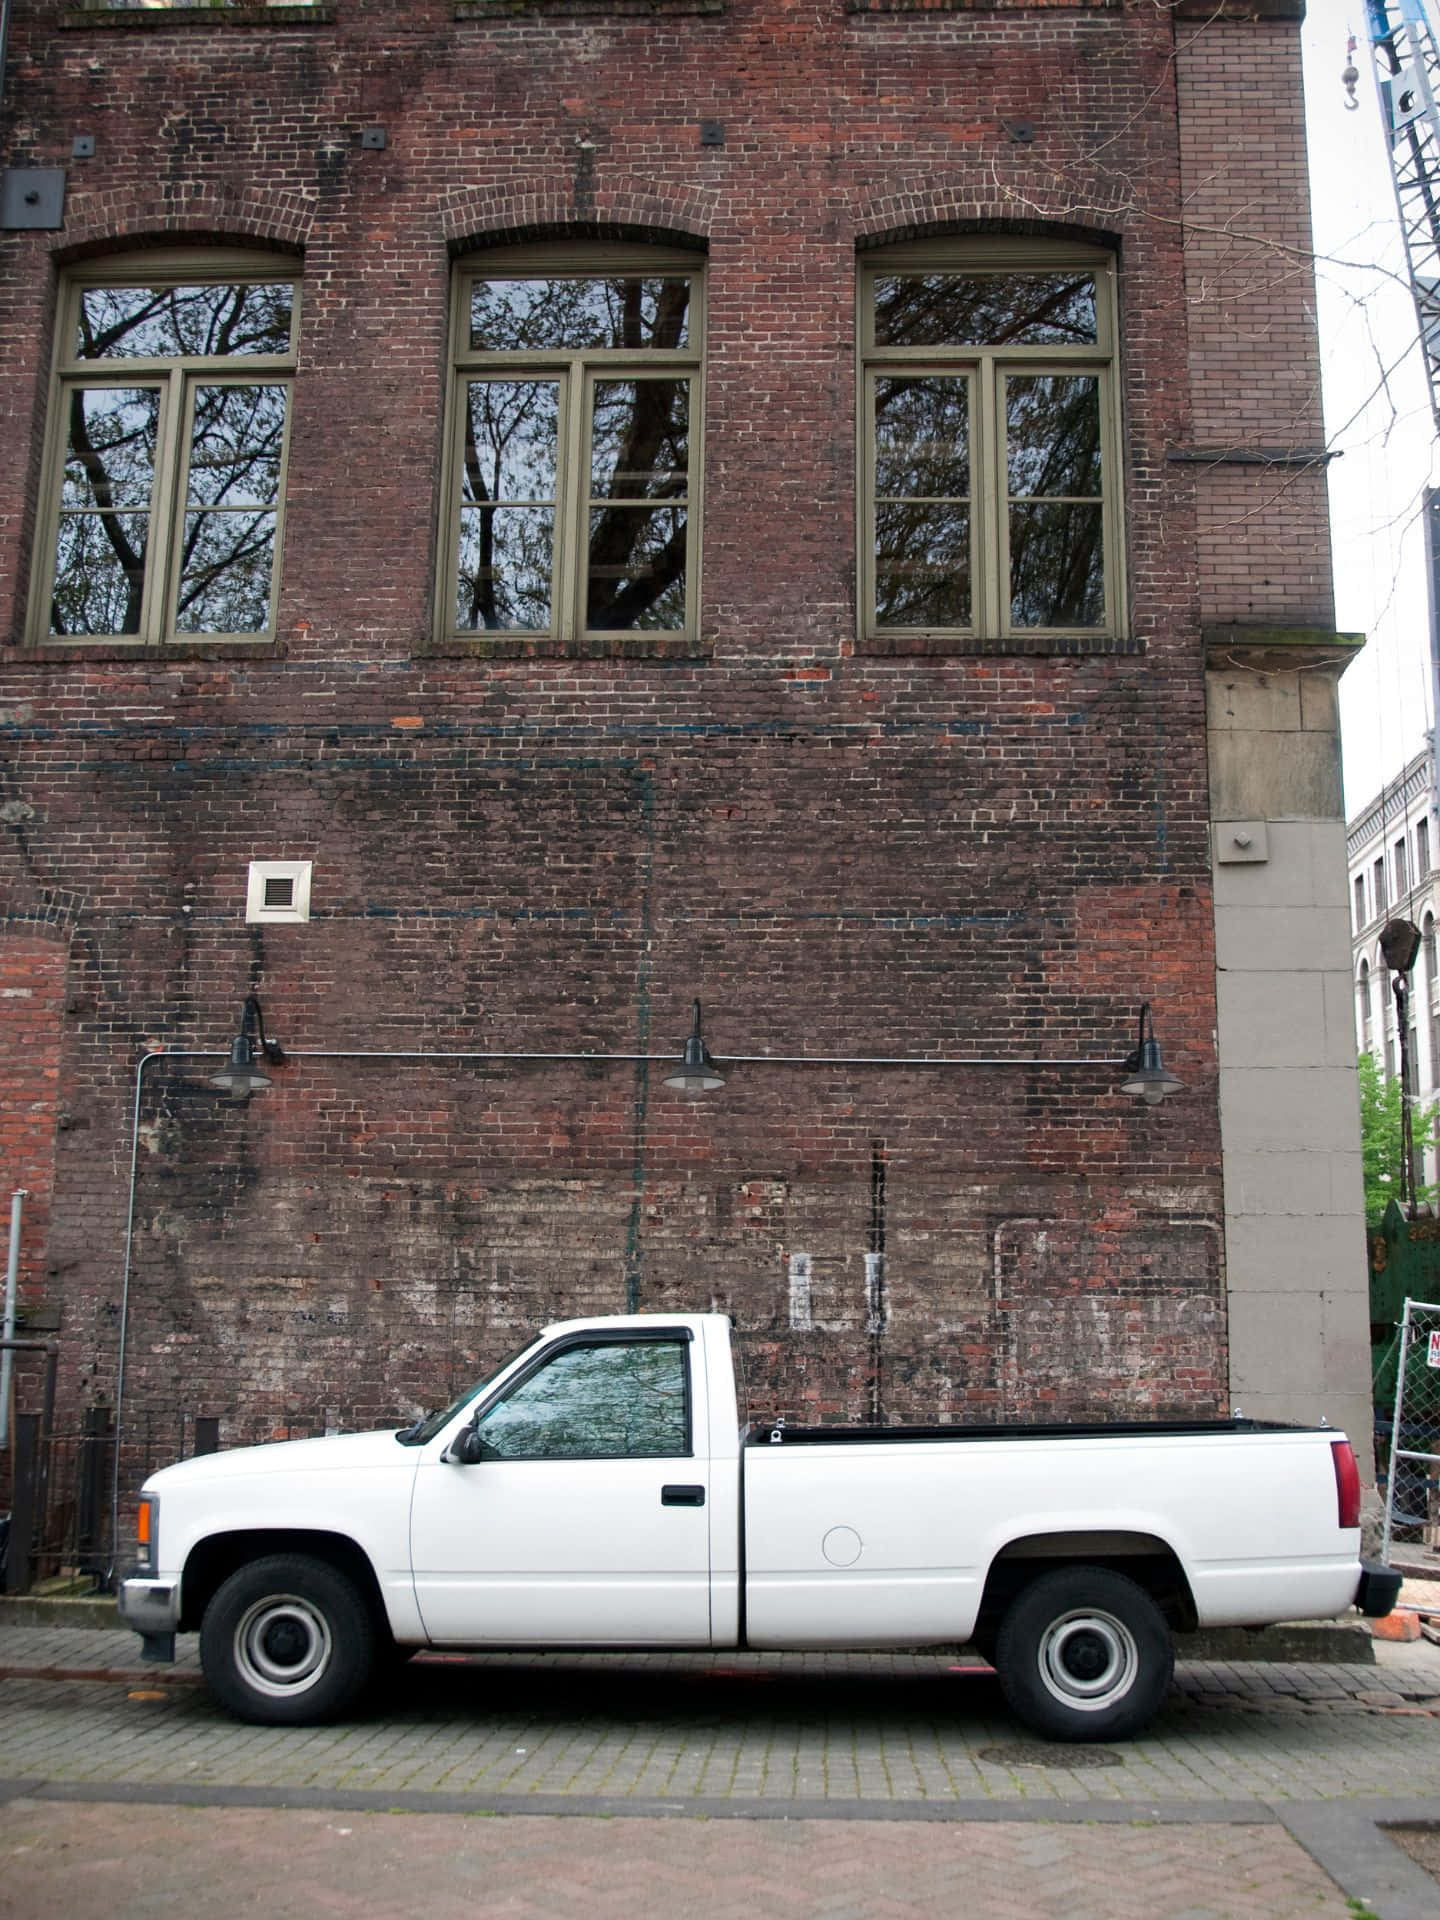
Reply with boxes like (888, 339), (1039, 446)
(860, 240), (1123, 645)
(29, 251), (300, 648)
(440, 245), (704, 650)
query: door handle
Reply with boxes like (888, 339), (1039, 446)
(661, 1484), (705, 1507)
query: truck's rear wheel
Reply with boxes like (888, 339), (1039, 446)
(200, 1554), (375, 1726)
(994, 1565), (1173, 1742)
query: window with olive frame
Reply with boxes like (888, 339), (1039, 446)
(442, 250), (702, 645)
(861, 244), (1121, 642)
(31, 255), (299, 646)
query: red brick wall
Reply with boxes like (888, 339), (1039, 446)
(1176, 10), (1336, 629)
(0, 929), (65, 1351)
(0, 0), (1329, 1444)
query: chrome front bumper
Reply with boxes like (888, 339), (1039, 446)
(117, 1576), (180, 1661)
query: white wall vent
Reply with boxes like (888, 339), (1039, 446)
(246, 860), (313, 924)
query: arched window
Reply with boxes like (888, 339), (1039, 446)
(859, 237), (1121, 643)
(30, 251), (300, 647)
(440, 243), (704, 647)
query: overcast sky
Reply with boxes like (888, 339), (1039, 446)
(1300, 0), (1440, 815)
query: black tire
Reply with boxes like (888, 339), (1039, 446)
(993, 1565), (1174, 1742)
(200, 1553), (376, 1726)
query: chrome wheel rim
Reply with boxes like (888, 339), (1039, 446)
(233, 1593), (332, 1699)
(1035, 1607), (1138, 1713)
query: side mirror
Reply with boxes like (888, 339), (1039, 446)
(447, 1419), (487, 1465)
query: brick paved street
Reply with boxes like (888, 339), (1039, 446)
(4, 1627), (1440, 1809)
(1, 1625), (1438, 1916)
(0, 1801), (1370, 1920)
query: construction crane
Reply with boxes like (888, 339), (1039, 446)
(1343, 4), (1440, 1213)
(1347, 0), (1440, 430)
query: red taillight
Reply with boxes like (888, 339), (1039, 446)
(1331, 1438), (1361, 1530)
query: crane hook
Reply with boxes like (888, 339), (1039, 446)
(1343, 32), (1361, 110)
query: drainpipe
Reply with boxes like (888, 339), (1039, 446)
(0, 0), (12, 122)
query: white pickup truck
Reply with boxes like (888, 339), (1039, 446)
(118, 1311), (1400, 1741)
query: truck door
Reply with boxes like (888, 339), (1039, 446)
(409, 1328), (712, 1645)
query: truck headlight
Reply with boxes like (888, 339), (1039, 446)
(135, 1494), (158, 1573)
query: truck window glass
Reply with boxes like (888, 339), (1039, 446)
(477, 1341), (689, 1459)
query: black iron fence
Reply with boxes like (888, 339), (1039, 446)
(1, 1347), (224, 1595)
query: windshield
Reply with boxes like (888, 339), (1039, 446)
(394, 1337), (537, 1446)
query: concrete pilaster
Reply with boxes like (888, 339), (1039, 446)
(1206, 633), (1374, 1473)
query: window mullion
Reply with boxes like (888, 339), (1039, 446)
(980, 356), (1002, 637)
(147, 368), (188, 647)
(862, 367), (876, 638)
(1100, 364), (1116, 632)
(564, 359), (587, 641)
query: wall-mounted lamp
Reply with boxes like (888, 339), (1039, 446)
(194, 992), (1184, 1106)
(206, 994), (286, 1102)
(662, 1000), (726, 1094)
(1118, 1002), (1185, 1106)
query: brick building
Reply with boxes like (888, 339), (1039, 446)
(0, 0), (1372, 1508)
(1348, 746), (1440, 1182)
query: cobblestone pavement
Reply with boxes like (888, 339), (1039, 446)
(4, 1626), (1439, 1808)
(1, 1626), (1438, 1918)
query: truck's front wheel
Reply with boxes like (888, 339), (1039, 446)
(200, 1554), (375, 1726)
(994, 1566), (1173, 1742)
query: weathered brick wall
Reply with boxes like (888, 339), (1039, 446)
(0, 925), (65, 1319)
(1175, 5), (1336, 630)
(0, 0), (1328, 1447)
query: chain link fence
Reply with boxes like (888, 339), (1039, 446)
(1380, 1297), (1440, 1562)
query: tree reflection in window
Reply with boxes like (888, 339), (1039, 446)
(476, 1342), (690, 1459)
(452, 265), (698, 640)
(1005, 374), (1103, 627)
(44, 274), (295, 642)
(866, 258), (1113, 636)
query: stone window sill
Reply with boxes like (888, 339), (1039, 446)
(419, 634), (711, 661)
(849, 0), (1117, 14)
(857, 632), (1141, 657)
(60, 5), (334, 30)
(455, 0), (723, 16)
(10, 641), (284, 663)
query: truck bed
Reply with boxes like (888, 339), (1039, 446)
(747, 1417), (1307, 1445)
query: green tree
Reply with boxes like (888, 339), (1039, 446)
(1357, 1050), (1440, 1223)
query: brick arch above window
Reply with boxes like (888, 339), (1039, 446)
(854, 193), (1127, 252)
(438, 186), (720, 257)
(49, 186), (315, 261)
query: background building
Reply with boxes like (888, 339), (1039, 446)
(0, 0), (1372, 1531)
(1349, 746), (1440, 1170)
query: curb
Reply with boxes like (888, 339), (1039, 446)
(1184, 1621), (1376, 1665)
(0, 1596), (117, 1630)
